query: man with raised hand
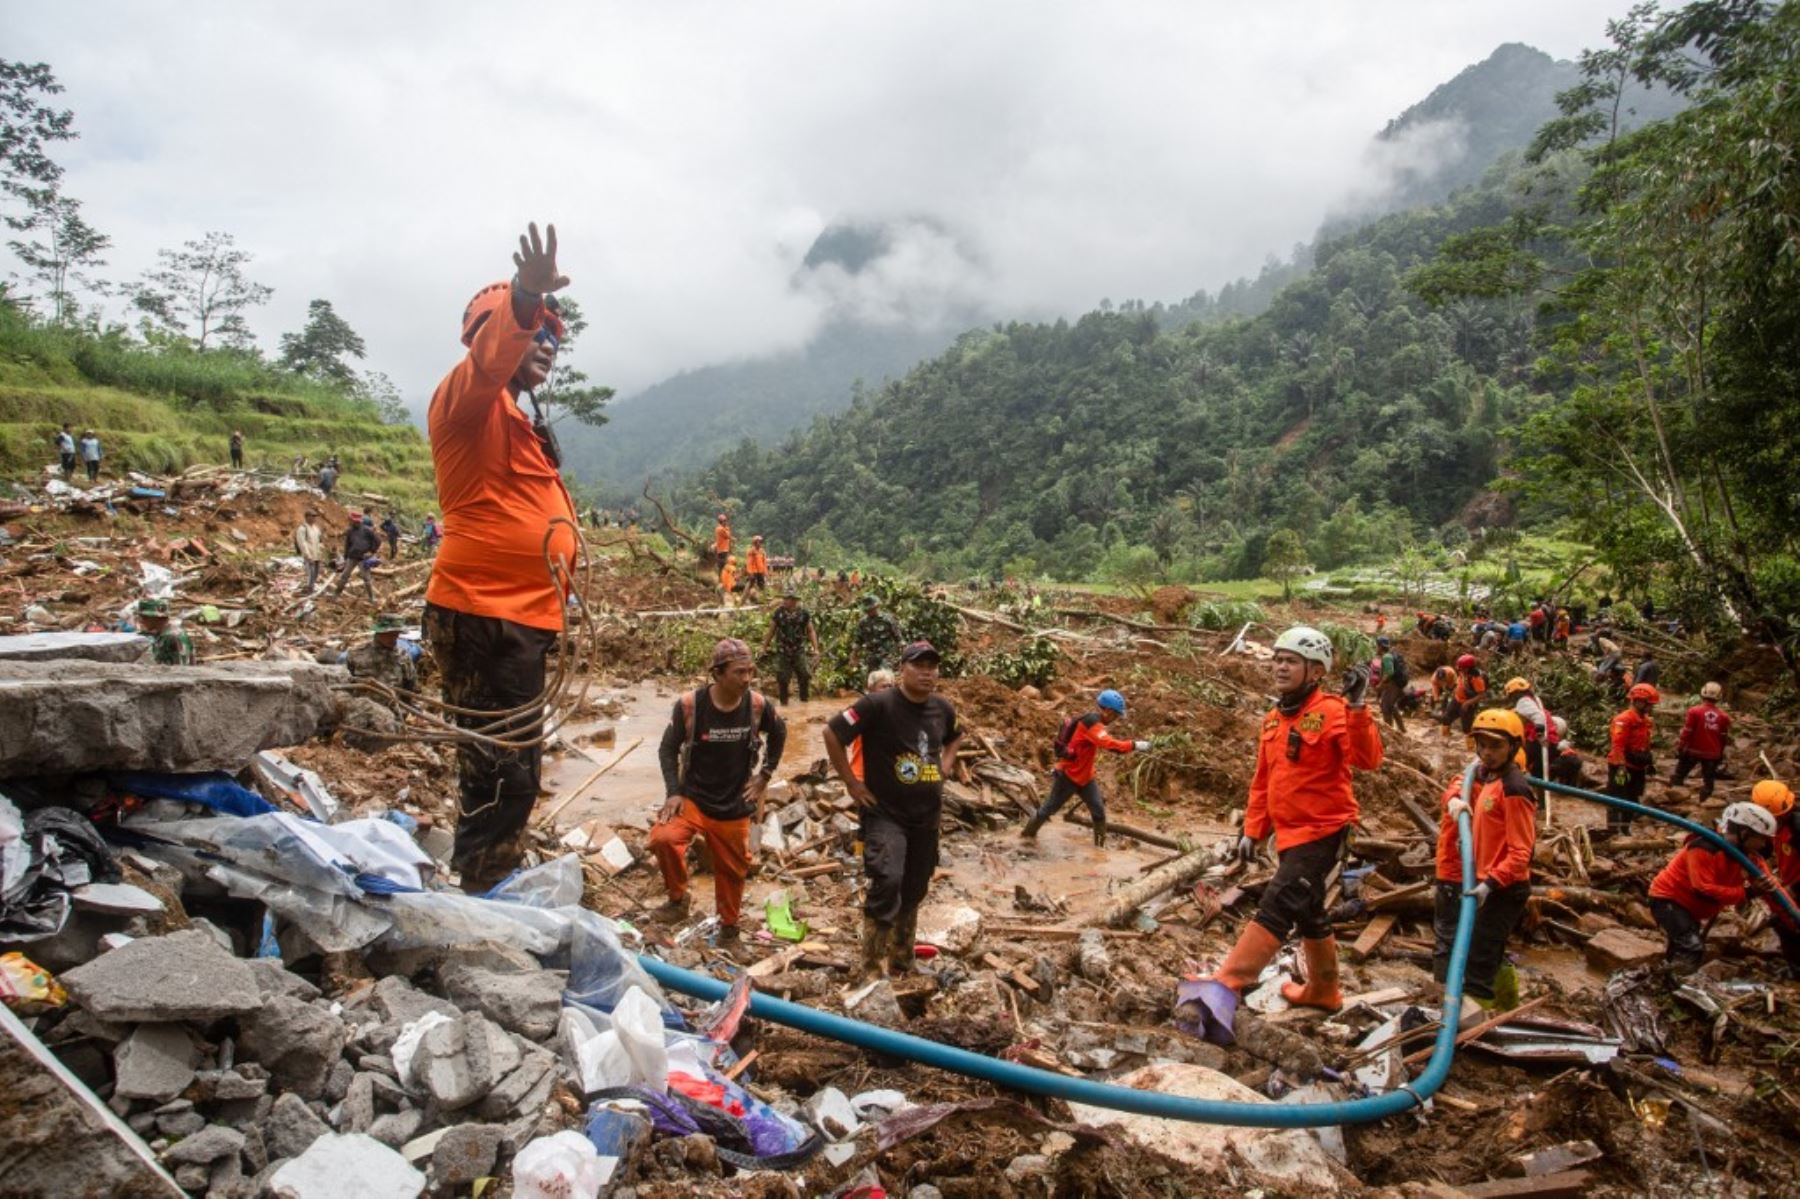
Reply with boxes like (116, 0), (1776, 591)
(424, 222), (580, 892)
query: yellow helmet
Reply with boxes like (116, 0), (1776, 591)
(1752, 779), (1795, 819)
(1502, 676), (1532, 697)
(1469, 708), (1525, 742)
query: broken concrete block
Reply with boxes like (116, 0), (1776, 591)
(191, 1069), (267, 1102)
(265, 1092), (330, 1160)
(430, 1123), (505, 1189)
(917, 904), (983, 954)
(238, 995), (349, 1100)
(247, 957), (322, 1003)
(1069, 1063), (1344, 1193)
(370, 974), (459, 1026)
(417, 1013), (498, 1110)
(71, 882), (165, 915)
(338, 1072), (377, 1133)
(1585, 927), (1663, 973)
(368, 1109), (426, 1149)
(475, 1045), (558, 1121)
(155, 1108), (205, 1138)
(0, 630), (148, 663)
(269, 1132), (424, 1199)
(439, 963), (567, 1041)
(162, 1122), (246, 1166)
(0, 658), (344, 775)
(62, 929), (261, 1024)
(114, 1024), (200, 1101)
(844, 979), (905, 1027)
(595, 835), (634, 874)
(803, 1086), (861, 1141)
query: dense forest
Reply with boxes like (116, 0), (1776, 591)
(691, 0), (1800, 654)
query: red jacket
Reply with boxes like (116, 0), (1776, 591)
(1054, 713), (1135, 787)
(1434, 763), (1538, 887)
(1608, 708), (1654, 768)
(1650, 835), (1755, 922)
(1677, 702), (1731, 761)
(1246, 688), (1383, 851)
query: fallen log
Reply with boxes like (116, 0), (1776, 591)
(1061, 809), (1187, 851)
(1101, 847), (1215, 927)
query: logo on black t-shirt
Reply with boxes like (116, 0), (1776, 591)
(893, 753), (941, 785)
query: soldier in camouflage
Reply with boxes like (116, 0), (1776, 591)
(852, 594), (904, 676)
(347, 613), (419, 692)
(761, 585), (820, 704)
(137, 597), (195, 666)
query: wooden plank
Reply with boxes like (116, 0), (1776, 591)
(788, 861), (841, 879)
(1364, 881), (1431, 912)
(745, 946), (805, 979)
(1459, 1169), (1593, 1198)
(1340, 985), (1414, 1009)
(1350, 913), (1398, 961)
(984, 925), (1149, 941)
(723, 1049), (759, 1081)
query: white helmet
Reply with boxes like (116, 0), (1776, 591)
(1700, 681), (1723, 701)
(1721, 802), (1777, 839)
(1272, 625), (1334, 669)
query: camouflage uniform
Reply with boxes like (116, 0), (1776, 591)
(769, 603), (815, 704)
(346, 639), (419, 692)
(341, 617), (418, 752)
(853, 607), (904, 674)
(150, 629), (195, 666)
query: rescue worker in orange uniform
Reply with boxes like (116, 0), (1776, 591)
(1605, 683), (1659, 834)
(1181, 626), (1383, 1044)
(713, 513), (732, 568)
(1752, 780), (1800, 975)
(745, 535), (770, 595)
(1648, 801), (1776, 976)
(719, 556), (737, 606)
(1431, 710), (1537, 1006)
(1441, 653), (1487, 737)
(1019, 689), (1151, 848)
(424, 222), (579, 890)
(1670, 682), (1732, 800)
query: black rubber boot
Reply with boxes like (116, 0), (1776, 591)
(1092, 820), (1108, 849)
(1020, 814), (1046, 839)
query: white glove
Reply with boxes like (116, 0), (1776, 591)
(1446, 798), (1471, 821)
(1133, 740), (1152, 752)
(1236, 835), (1259, 864)
(1470, 880), (1492, 907)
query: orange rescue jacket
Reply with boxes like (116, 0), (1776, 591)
(1608, 708), (1654, 767)
(1650, 835), (1754, 922)
(746, 546), (768, 576)
(1245, 688), (1383, 851)
(1433, 764), (1538, 887)
(714, 523), (732, 554)
(425, 294), (577, 631)
(1054, 713), (1135, 787)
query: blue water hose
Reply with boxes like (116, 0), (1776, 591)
(636, 763), (1482, 1129)
(1527, 774), (1800, 925)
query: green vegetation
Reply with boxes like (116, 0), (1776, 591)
(0, 307), (437, 510)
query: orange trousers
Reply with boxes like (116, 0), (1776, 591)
(648, 801), (751, 927)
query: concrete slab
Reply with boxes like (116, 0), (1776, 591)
(0, 631), (148, 664)
(0, 659), (345, 775)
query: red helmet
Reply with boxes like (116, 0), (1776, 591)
(1628, 683), (1661, 704)
(1456, 654), (1477, 670)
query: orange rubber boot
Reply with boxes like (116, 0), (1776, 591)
(1280, 936), (1344, 1011)
(1211, 922), (1282, 992)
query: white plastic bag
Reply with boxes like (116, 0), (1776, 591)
(559, 1007), (634, 1094)
(512, 1130), (614, 1199)
(614, 985), (669, 1091)
(391, 1010), (454, 1091)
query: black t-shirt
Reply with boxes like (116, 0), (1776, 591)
(657, 688), (787, 820)
(828, 688), (962, 828)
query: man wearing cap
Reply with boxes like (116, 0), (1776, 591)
(347, 614), (419, 693)
(824, 640), (963, 978)
(762, 586), (820, 705)
(424, 222), (581, 890)
(650, 638), (787, 946)
(852, 594), (904, 676)
(136, 598), (194, 666)
(745, 535), (769, 595)
(329, 511), (381, 602)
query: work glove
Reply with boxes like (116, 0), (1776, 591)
(1236, 835), (1260, 864)
(1133, 740), (1152, 752)
(1470, 880), (1492, 907)
(1446, 797), (1471, 821)
(1340, 664), (1371, 708)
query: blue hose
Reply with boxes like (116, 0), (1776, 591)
(636, 763), (1482, 1128)
(1527, 774), (1800, 925)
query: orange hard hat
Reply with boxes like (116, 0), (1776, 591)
(1628, 683), (1660, 704)
(461, 281), (563, 347)
(1752, 780), (1795, 819)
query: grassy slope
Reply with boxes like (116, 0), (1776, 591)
(0, 321), (439, 513)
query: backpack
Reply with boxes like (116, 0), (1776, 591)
(1053, 713), (1086, 762)
(678, 687), (768, 787)
(1384, 651), (1409, 686)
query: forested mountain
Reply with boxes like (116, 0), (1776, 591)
(696, 156), (1561, 581)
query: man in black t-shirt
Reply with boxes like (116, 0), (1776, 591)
(825, 639), (962, 979)
(649, 638), (786, 945)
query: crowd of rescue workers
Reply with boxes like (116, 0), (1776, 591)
(68, 222), (1800, 1015)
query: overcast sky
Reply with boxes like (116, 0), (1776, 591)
(8, 1), (1624, 408)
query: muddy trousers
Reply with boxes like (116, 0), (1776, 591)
(1430, 879), (1530, 1001)
(1605, 766), (1647, 834)
(1651, 897), (1707, 976)
(1377, 680), (1406, 731)
(331, 558), (376, 601)
(773, 653), (811, 704)
(1670, 753), (1721, 799)
(861, 809), (938, 925)
(424, 603), (557, 890)
(1251, 828), (1348, 941)
(649, 802), (751, 927)
(1029, 772), (1103, 826)
(302, 560), (322, 593)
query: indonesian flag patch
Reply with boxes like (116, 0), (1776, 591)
(841, 707), (860, 725)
